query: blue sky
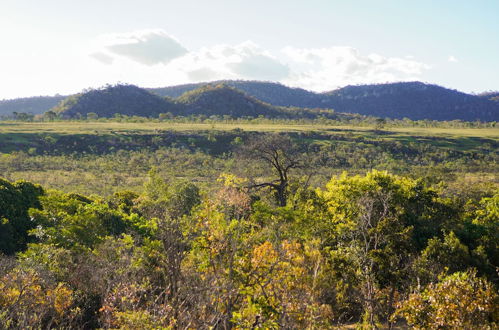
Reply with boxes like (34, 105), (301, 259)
(1, 0), (498, 98)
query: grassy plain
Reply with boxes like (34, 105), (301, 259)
(1, 121), (498, 151)
(1, 121), (498, 136)
(1, 120), (497, 196)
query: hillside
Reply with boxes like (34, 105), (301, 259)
(0, 95), (66, 116)
(52, 84), (179, 118)
(174, 84), (361, 120)
(49, 83), (353, 120)
(150, 80), (319, 107)
(3, 81), (498, 121)
(175, 84), (284, 117)
(325, 82), (499, 121)
(478, 91), (499, 103)
(152, 81), (499, 121)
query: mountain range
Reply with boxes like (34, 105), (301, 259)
(1, 81), (498, 121)
(49, 84), (359, 121)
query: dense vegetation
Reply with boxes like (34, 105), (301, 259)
(44, 84), (373, 121)
(326, 82), (499, 121)
(176, 84), (282, 117)
(51, 85), (178, 119)
(2, 81), (498, 121)
(1, 119), (497, 194)
(0, 118), (498, 328)
(151, 80), (318, 107)
(154, 81), (499, 121)
(479, 91), (499, 103)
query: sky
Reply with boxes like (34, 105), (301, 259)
(1, 0), (498, 99)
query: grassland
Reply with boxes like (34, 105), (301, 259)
(1, 120), (497, 196)
(1, 121), (498, 136)
(1, 121), (498, 150)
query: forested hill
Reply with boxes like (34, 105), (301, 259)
(49, 83), (358, 120)
(150, 80), (318, 107)
(2, 81), (499, 121)
(325, 82), (499, 121)
(478, 91), (499, 103)
(176, 84), (283, 117)
(0, 95), (66, 116)
(52, 85), (179, 118)
(151, 81), (499, 121)
(51, 83), (294, 119)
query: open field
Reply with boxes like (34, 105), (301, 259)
(1, 121), (498, 153)
(1, 120), (497, 195)
(1, 121), (498, 137)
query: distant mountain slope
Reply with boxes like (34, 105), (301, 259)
(152, 81), (499, 121)
(325, 82), (499, 121)
(478, 91), (499, 103)
(150, 80), (319, 107)
(0, 95), (66, 116)
(48, 83), (358, 120)
(3, 81), (498, 121)
(173, 84), (358, 119)
(175, 84), (283, 117)
(53, 84), (178, 118)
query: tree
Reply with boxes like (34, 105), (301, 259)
(238, 134), (302, 206)
(44, 111), (57, 121)
(14, 112), (34, 121)
(29, 191), (136, 251)
(0, 267), (76, 328)
(86, 112), (98, 120)
(319, 171), (438, 326)
(0, 179), (44, 254)
(396, 270), (499, 328)
(233, 240), (332, 328)
(374, 118), (386, 130)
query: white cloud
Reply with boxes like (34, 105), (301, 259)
(89, 36), (290, 84)
(95, 30), (188, 65)
(89, 52), (114, 65)
(281, 46), (430, 91)
(448, 55), (459, 63)
(82, 30), (431, 93)
(174, 41), (290, 82)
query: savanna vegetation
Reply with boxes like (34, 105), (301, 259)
(0, 118), (498, 329)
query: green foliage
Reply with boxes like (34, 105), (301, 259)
(413, 231), (471, 284)
(396, 270), (499, 328)
(0, 123), (497, 329)
(28, 190), (148, 251)
(0, 178), (44, 254)
(138, 169), (201, 220)
(318, 170), (449, 325)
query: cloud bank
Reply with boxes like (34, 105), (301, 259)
(89, 29), (430, 92)
(282, 46), (430, 91)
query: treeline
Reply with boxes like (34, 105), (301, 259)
(0, 137), (498, 328)
(1, 114), (496, 129)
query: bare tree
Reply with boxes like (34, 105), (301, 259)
(237, 134), (302, 207)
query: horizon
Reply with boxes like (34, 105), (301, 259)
(1, 1), (498, 99)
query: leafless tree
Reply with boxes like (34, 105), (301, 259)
(237, 134), (303, 207)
